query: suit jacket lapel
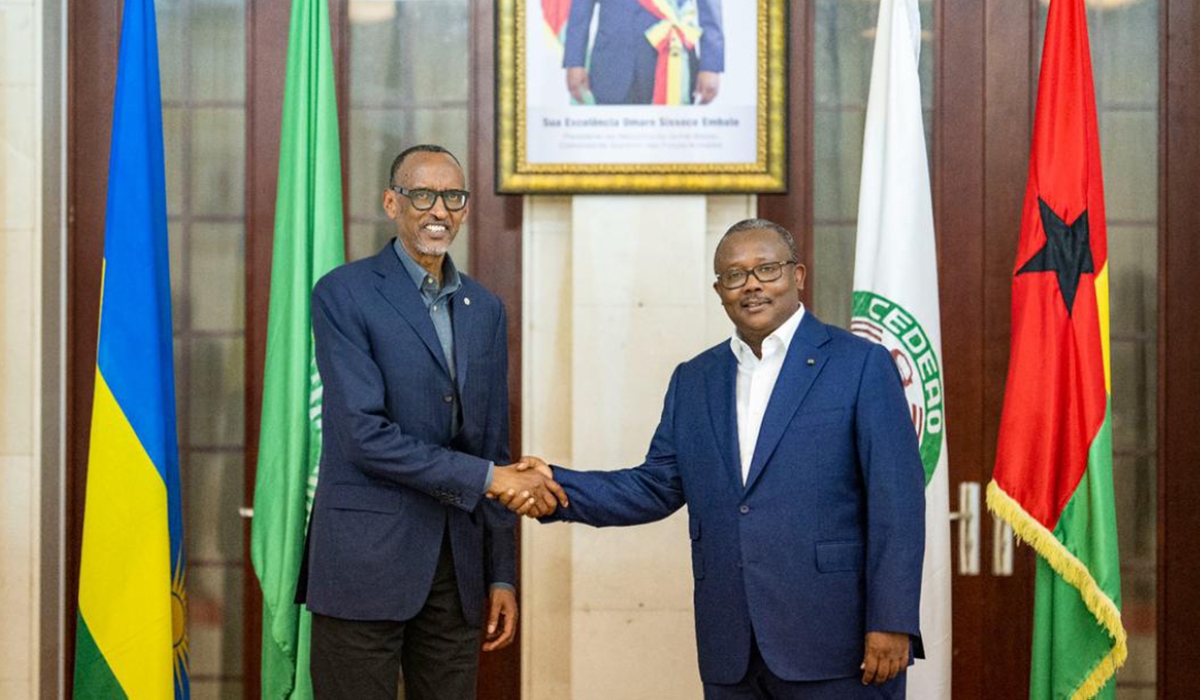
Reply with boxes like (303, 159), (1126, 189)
(371, 246), (451, 377)
(705, 347), (743, 490)
(743, 313), (832, 493)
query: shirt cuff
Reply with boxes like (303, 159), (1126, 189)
(484, 461), (495, 492)
(490, 582), (515, 593)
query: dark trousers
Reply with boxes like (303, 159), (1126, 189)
(310, 533), (481, 700)
(704, 637), (907, 700)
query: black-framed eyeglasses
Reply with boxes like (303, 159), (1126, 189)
(391, 186), (471, 212)
(716, 260), (798, 290)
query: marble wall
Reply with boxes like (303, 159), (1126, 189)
(0, 0), (43, 697)
(521, 194), (755, 700)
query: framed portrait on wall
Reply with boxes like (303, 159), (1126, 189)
(497, 0), (788, 193)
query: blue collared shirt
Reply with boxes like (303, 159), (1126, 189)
(394, 239), (462, 388)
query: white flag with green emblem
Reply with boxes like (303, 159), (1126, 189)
(851, 0), (951, 696)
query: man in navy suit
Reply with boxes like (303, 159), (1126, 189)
(299, 145), (566, 700)
(563, 0), (725, 105)
(507, 219), (925, 699)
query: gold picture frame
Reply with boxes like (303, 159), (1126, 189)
(497, 0), (788, 194)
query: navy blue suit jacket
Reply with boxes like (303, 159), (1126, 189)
(563, 0), (725, 104)
(547, 313), (925, 684)
(298, 242), (516, 626)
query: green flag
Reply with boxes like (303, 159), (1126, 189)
(249, 0), (344, 697)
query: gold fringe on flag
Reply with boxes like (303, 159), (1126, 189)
(986, 480), (1127, 700)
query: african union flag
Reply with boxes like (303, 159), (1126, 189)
(74, 0), (189, 697)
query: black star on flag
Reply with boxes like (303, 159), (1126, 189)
(1017, 197), (1095, 316)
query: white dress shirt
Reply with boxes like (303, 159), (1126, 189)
(730, 304), (805, 484)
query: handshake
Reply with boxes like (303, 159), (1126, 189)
(486, 457), (568, 518)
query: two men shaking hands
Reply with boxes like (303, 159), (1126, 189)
(299, 144), (925, 700)
(486, 455), (564, 517)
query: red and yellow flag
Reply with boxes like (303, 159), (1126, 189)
(987, 0), (1126, 698)
(637, 0), (702, 105)
(542, 0), (572, 44)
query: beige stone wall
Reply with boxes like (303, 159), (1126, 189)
(0, 0), (43, 698)
(521, 195), (755, 700)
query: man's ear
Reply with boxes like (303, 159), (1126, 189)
(383, 189), (400, 220)
(794, 263), (808, 292)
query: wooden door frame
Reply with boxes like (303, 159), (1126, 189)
(759, 0), (814, 307)
(1158, 0), (1200, 695)
(465, 4), (524, 697)
(64, 1), (121, 695)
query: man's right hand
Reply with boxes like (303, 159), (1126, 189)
(566, 67), (590, 102)
(488, 457), (568, 517)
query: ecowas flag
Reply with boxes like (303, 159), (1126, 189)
(850, 0), (951, 697)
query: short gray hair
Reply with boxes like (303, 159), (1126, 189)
(715, 218), (799, 270)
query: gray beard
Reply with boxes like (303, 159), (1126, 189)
(415, 239), (451, 256)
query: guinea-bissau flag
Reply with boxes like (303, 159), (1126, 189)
(74, 0), (189, 698)
(986, 0), (1127, 698)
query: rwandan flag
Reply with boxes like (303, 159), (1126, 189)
(987, 0), (1126, 698)
(73, 0), (189, 697)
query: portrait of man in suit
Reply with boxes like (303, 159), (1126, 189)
(563, 0), (726, 105)
(503, 218), (926, 699)
(297, 144), (566, 700)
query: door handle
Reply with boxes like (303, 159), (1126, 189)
(992, 514), (1014, 576)
(949, 481), (980, 575)
(239, 507), (254, 519)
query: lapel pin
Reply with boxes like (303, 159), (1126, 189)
(806, 358), (815, 366)
(463, 297), (471, 306)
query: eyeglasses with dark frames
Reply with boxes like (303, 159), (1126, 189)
(391, 186), (471, 212)
(716, 260), (798, 290)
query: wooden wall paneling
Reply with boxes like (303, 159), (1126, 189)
(243, 0), (290, 693)
(1159, 0), (1200, 696)
(936, 0), (989, 696)
(64, 2), (121, 696)
(980, 1), (1038, 698)
(468, 2), (524, 697)
(758, 0), (813, 308)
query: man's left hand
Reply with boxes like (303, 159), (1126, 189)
(860, 631), (909, 685)
(482, 587), (518, 652)
(694, 71), (721, 104)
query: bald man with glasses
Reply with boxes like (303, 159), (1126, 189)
(298, 144), (566, 700)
